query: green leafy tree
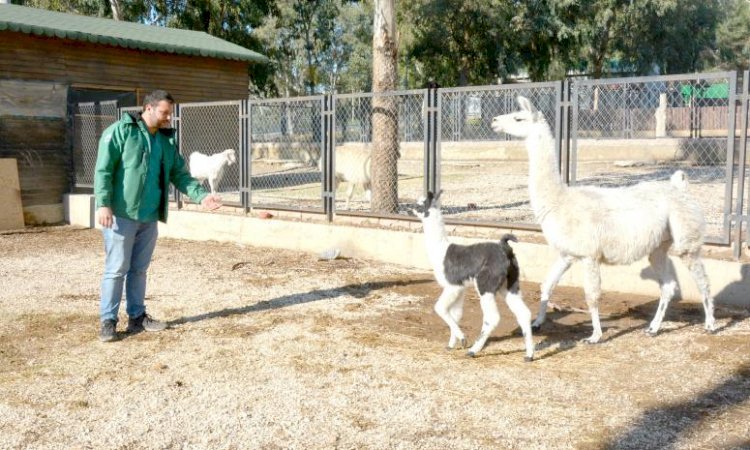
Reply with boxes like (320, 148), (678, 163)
(255, 0), (349, 96)
(13, 0), (111, 16)
(401, 0), (521, 87)
(614, 0), (722, 75)
(715, 0), (750, 71)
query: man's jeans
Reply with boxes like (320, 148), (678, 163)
(100, 216), (158, 323)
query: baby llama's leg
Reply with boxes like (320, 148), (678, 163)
(434, 286), (467, 350)
(504, 288), (534, 361)
(467, 291), (500, 357)
(448, 289), (465, 327)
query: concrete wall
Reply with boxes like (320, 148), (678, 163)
(64, 193), (749, 307)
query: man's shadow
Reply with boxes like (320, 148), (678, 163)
(602, 362), (750, 450)
(167, 278), (434, 327)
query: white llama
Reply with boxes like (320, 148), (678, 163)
(413, 190), (535, 361)
(491, 96), (715, 344)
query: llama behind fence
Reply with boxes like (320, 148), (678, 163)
(189, 149), (237, 194)
(491, 96), (716, 344)
(319, 146), (371, 209)
(413, 190), (535, 361)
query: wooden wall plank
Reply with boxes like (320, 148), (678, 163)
(0, 31), (251, 102)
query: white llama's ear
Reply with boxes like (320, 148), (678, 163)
(518, 95), (540, 114)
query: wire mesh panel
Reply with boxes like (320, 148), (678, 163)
(249, 97), (324, 211)
(438, 84), (559, 225)
(333, 90), (427, 215)
(72, 101), (118, 188)
(571, 73), (736, 242)
(119, 106), (141, 118)
(179, 101), (242, 205)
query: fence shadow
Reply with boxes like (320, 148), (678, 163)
(169, 278), (434, 326)
(602, 363), (750, 450)
(250, 170), (320, 191)
(578, 164), (727, 189)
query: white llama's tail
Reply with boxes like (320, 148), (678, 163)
(670, 170), (688, 190)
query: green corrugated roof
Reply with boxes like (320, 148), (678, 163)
(0, 4), (268, 63)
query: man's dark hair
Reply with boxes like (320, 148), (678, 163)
(143, 90), (175, 108)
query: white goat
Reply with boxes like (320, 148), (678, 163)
(189, 149), (237, 194)
(319, 146), (371, 209)
(413, 190), (535, 361)
(491, 96), (715, 344)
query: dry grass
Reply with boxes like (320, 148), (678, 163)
(1, 225), (749, 449)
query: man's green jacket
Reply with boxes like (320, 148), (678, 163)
(94, 112), (208, 223)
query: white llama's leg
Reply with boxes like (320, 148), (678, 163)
(364, 181), (372, 203)
(533, 255), (574, 329)
(344, 182), (355, 209)
(582, 257), (603, 344)
(434, 286), (467, 349)
(646, 243), (678, 335)
(208, 178), (217, 195)
(467, 292), (500, 357)
(504, 289), (534, 361)
(682, 252), (716, 332)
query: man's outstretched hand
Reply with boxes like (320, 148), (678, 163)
(201, 194), (222, 211)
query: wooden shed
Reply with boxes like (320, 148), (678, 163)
(0, 4), (266, 224)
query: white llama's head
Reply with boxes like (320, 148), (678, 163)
(411, 190), (443, 220)
(223, 148), (237, 165)
(491, 96), (544, 138)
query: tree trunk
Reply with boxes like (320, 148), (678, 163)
(371, 0), (399, 213)
(109, 0), (122, 20)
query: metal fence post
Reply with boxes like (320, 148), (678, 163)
(240, 99), (251, 212)
(424, 85), (439, 195)
(557, 80), (572, 184)
(735, 71), (750, 259)
(173, 103), (183, 209)
(322, 94), (335, 221)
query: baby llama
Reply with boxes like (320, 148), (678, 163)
(413, 190), (534, 361)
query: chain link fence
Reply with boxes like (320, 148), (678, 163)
(72, 70), (750, 255)
(571, 72), (737, 242)
(333, 90), (426, 215)
(178, 101), (242, 206)
(72, 100), (118, 188)
(438, 84), (559, 226)
(248, 96), (323, 211)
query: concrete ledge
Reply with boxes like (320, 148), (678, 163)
(158, 209), (750, 308)
(0, 158), (24, 231)
(64, 193), (748, 306)
(23, 204), (64, 225)
(64, 194), (96, 228)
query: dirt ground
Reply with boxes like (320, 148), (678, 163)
(1, 226), (750, 449)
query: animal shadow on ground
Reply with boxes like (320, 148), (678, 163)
(168, 278), (434, 327)
(530, 301), (656, 359)
(602, 362), (750, 450)
(713, 263), (750, 332)
(640, 261), (750, 333)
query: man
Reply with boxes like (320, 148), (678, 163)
(94, 90), (222, 342)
